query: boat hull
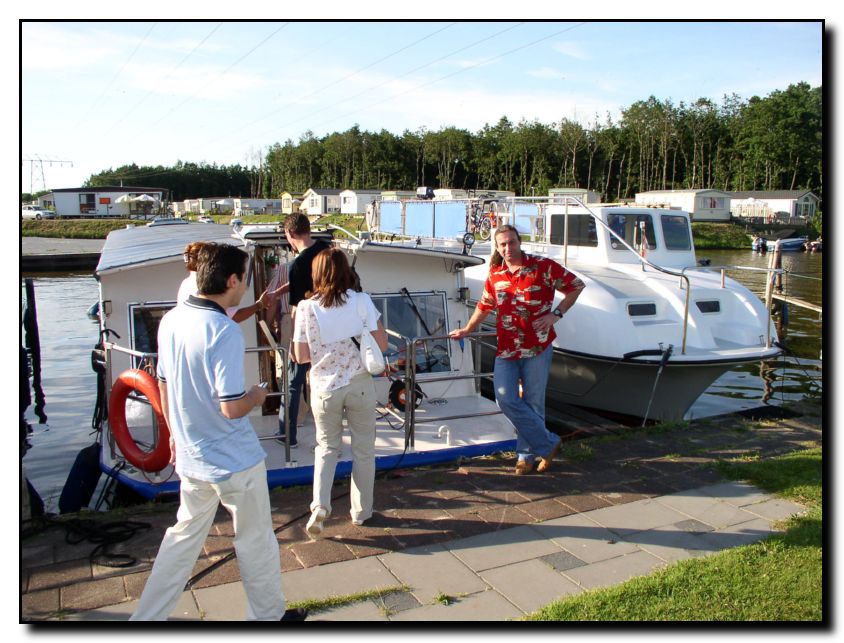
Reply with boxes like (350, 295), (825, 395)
(545, 349), (737, 422)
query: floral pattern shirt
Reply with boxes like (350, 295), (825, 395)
(293, 296), (367, 393)
(477, 253), (583, 359)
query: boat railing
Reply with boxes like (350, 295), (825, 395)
(681, 261), (822, 347)
(494, 196), (694, 355)
(102, 341), (290, 463)
(387, 329), (502, 450)
(103, 328), (504, 464)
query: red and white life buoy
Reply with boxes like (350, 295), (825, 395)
(108, 369), (171, 472)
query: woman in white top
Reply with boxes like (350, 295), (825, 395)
(292, 247), (388, 537)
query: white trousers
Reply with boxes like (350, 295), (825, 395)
(310, 372), (376, 523)
(130, 460), (285, 621)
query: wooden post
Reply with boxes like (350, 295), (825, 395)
(764, 242), (782, 348)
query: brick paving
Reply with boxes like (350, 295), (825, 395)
(20, 399), (821, 621)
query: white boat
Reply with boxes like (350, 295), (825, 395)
(91, 222), (517, 500)
(369, 197), (783, 423)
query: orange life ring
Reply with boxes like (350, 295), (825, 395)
(108, 369), (171, 472)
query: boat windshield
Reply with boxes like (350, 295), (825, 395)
(371, 291), (451, 374)
(607, 213), (657, 251)
(548, 214), (598, 247)
(660, 214), (692, 250)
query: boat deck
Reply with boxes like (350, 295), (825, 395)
(105, 395), (520, 498)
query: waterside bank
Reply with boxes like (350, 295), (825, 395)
(21, 398), (821, 621)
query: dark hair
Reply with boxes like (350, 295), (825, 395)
(311, 247), (354, 308)
(490, 224), (520, 267)
(283, 213), (310, 236)
(195, 243), (249, 295)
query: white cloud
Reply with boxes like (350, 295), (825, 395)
(552, 41), (589, 60)
(22, 24), (120, 70)
(528, 66), (566, 79)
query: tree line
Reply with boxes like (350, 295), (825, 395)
(74, 82), (821, 206)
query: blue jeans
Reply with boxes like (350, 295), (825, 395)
(493, 344), (559, 463)
(277, 361), (309, 444)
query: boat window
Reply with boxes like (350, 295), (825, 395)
(695, 300), (721, 314)
(370, 291), (451, 374)
(661, 215), (692, 250)
(549, 214), (598, 247)
(627, 302), (657, 316)
(129, 303), (175, 368)
(607, 213), (657, 251)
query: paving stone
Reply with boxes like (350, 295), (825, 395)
(562, 550), (667, 590)
(517, 497), (577, 522)
(539, 550), (587, 572)
(557, 492), (614, 514)
(445, 524), (561, 572)
(481, 558), (583, 613)
(61, 575), (127, 611)
(123, 570), (151, 600)
(188, 557), (243, 590)
(694, 481), (771, 507)
(288, 536), (355, 568)
(378, 543), (488, 604)
(371, 589), (422, 614)
(741, 498), (805, 522)
(27, 559), (92, 591)
(656, 493), (761, 529)
(281, 556), (400, 603)
(192, 581), (247, 620)
(474, 503), (535, 529)
(697, 517), (779, 551)
(585, 498), (690, 536)
(21, 588), (60, 621)
(674, 519), (714, 534)
(621, 526), (717, 563)
(388, 588), (523, 621)
(61, 599), (137, 621)
(531, 512), (640, 563)
(22, 543), (55, 568)
(313, 598), (391, 621)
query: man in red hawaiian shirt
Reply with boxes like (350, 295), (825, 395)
(450, 225), (584, 474)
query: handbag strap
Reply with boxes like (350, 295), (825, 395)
(350, 293), (368, 349)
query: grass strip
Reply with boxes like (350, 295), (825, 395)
(526, 447), (822, 621)
(286, 584), (410, 614)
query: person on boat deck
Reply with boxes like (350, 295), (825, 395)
(292, 247), (388, 537)
(449, 224), (585, 475)
(178, 241), (276, 322)
(131, 242), (306, 621)
(274, 214), (333, 448)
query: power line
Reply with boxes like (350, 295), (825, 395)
(209, 22), (459, 147)
(103, 22), (224, 136)
(73, 22), (157, 130)
(146, 22), (289, 130)
(249, 22), (526, 144)
(308, 22), (588, 135)
(22, 155), (73, 194)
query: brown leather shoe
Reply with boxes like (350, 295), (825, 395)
(514, 460), (538, 475)
(536, 438), (562, 473)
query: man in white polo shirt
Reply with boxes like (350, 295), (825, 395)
(131, 243), (307, 622)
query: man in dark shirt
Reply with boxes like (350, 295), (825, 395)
(276, 214), (332, 446)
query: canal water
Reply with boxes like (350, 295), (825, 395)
(21, 248), (823, 513)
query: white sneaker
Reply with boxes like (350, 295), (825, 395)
(306, 506), (328, 538)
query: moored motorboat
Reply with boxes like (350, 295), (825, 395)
(369, 197), (782, 422)
(89, 222), (517, 500)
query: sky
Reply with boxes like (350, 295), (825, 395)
(19, 18), (823, 194)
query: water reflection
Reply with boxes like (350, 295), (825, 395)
(685, 248), (823, 419)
